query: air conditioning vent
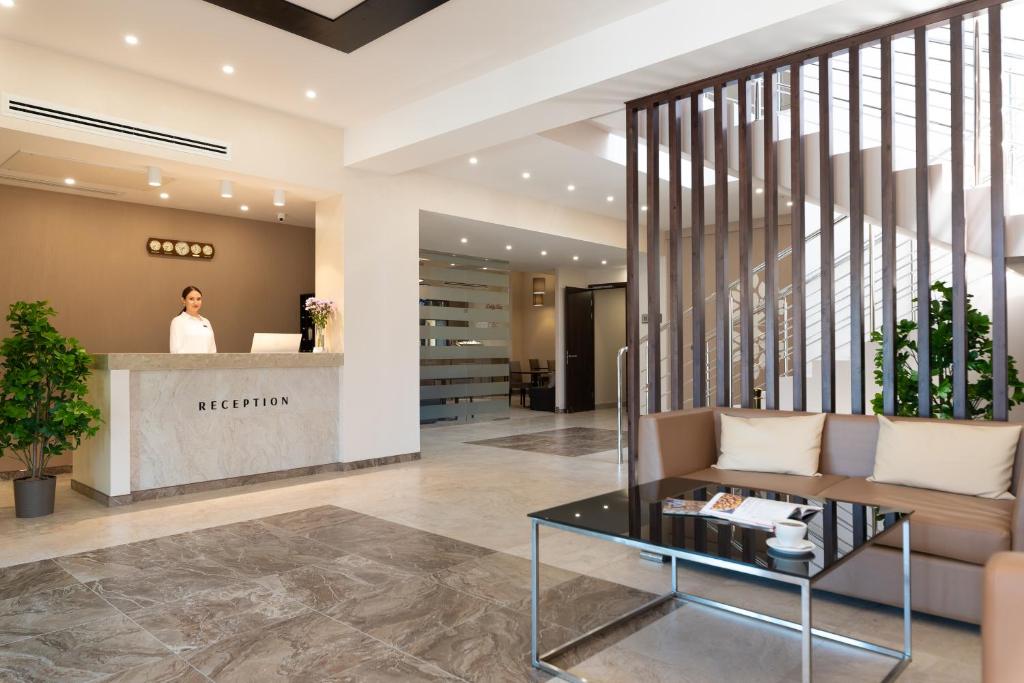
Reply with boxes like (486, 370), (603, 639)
(3, 94), (230, 159)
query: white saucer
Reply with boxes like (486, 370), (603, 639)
(766, 538), (815, 555)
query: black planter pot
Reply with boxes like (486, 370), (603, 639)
(13, 475), (56, 518)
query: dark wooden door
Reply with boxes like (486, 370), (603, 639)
(565, 287), (595, 412)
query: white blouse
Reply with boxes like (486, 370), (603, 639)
(169, 312), (217, 354)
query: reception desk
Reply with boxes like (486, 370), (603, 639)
(72, 353), (359, 505)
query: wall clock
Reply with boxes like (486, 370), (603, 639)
(147, 237), (215, 260)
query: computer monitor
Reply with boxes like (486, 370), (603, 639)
(250, 333), (302, 353)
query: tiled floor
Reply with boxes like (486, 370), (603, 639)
(467, 427), (618, 457)
(0, 407), (982, 682)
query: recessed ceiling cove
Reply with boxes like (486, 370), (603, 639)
(203, 0), (449, 53)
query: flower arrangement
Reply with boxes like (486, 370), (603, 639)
(304, 297), (337, 328)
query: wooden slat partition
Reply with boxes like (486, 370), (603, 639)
(849, 45), (866, 415)
(646, 105), (662, 415)
(790, 63), (807, 411)
(950, 16), (969, 419)
(881, 36), (897, 416)
(714, 84), (729, 407)
(626, 106), (640, 487)
(738, 76), (754, 408)
(915, 26), (932, 418)
(990, 5), (1008, 421)
(669, 98), (685, 410)
(763, 70), (780, 410)
(691, 94), (707, 407)
(819, 54), (836, 413)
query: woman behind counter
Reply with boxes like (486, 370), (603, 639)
(170, 285), (217, 353)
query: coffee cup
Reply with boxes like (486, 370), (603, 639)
(773, 519), (807, 548)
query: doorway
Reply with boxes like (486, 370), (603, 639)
(563, 287), (595, 412)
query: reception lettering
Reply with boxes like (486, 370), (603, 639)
(198, 396), (289, 411)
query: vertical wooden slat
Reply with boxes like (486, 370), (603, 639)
(714, 83), (730, 407)
(691, 95), (707, 407)
(626, 106), (640, 488)
(849, 45), (866, 415)
(738, 76), (754, 408)
(819, 53), (836, 414)
(669, 98), (685, 410)
(790, 63), (807, 411)
(990, 5), (1008, 421)
(881, 36), (898, 416)
(764, 69), (780, 410)
(915, 27), (932, 418)
(950, 16), (969, 419)
(646, 105), (662, 415)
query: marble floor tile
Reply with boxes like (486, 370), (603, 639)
(518, 573), (657, 635)
(335, 649), (463, 683)
(255, 553), (416, 613)
(87, 559), (245, 614)
(433, 552), (578, 609)
(302, 514), (423, 553)
(99, 655), (208, 683)
(257, 504), (366, 535)
(54, 537), (209, 583)
(129, 583), (309, 655)
(468, 427), (618, 457)
(353, 528), (495, 575)
(185, 610), (393, 681)
(0, 612), (171, 682)
(0, 560), (78, 602)
(0, 583), (118, 646)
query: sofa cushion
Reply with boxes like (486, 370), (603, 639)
(819, 477), (1013, 565)
(685, 467), (845, 498)
(870, 416), (1021, 499)
(715, 412), (826, 476)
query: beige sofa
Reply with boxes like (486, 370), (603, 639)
(637, 407), (1024, 624)
(984, 552), (1024, 682)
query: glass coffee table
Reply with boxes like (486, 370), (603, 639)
(528, 477), (913, 683)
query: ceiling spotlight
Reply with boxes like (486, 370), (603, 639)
(63, 177), (76, 186)
(468, 157), (478, 165)
(540, 250), (547, 256)
(124, 34), (139, 46)
(240, 204), (249, 212)
(273, 189), (286, 207)
(159, 192), (169, 200)
(606, 195), (614, 202)
(786, 200), (794, 207)
(601, 260), (608, 265)
(572, 255), (579, 261)
(460, 237), (468, 244)
(0, 0), (15, 8)
(305, 89), (317, 99)
(220, 180), (234, 198)
(450, 263), (456, 266)
(222, 64), (235, 75)
(482, 267), (488, 270)
(755, 187), (764, 195)
(641, 205), (648, 212)
(567, 184), (575, 192)
(505, 245), (512, 251)
(521, 171), (531, 179)
(147, 166), (162, 187)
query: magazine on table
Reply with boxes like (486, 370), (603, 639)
(662, 492), (821, 530)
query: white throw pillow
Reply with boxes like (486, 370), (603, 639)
(714, 413), (827, 477)
(869, 416), (1021, 499)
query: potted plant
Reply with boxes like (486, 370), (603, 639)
(870, 281), (1024, 418)
(0, 301), (101, 517)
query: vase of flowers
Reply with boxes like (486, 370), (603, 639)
(304, 297), (337, 353)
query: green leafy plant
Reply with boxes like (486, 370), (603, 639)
(870, 281), (1024, 419)
(0, 302), (101, 479)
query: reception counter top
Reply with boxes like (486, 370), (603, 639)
(71, 352), (383, 506)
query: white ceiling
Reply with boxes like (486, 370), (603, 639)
(419, 211), (625, 273)
(0, 0), (665, 129)
(285, 0), (361, 20)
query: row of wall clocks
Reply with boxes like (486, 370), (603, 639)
(147, 237), (215, 259)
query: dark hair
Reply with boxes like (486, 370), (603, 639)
(181, 285), (202, 313)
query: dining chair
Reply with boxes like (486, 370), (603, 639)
(529, 358), (541, 371)
(509, 360), (526, 406)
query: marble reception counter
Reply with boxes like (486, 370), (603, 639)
(72, 353), (348, 505)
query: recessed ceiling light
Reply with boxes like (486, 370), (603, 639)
(572, 255), (579, 261)
(0, 0), (15, 8)
(540, 250), (547, 256)
(755, 187), (764, 195)
(240, 204), (249, 212)
(641, 205), (648, 212)
(567, 184), (575, 192)
(124, 34), (139, 46)
(159, 192), (169, 200)
(468, 157), (478, 165)
(601, 260), (608, 265)
(521, 171), (531, 180)
(63, 177), (76, 186)
(786, 200), (794, 207)
(505, 244), (512, 251)
(220, 180), (234, 198)
(449, 263), (456, 266)
(606, 195), (614, 202)
(222, 64), (235, 75)
(305, 89), (317, 99)
(460, 237), (468, 244)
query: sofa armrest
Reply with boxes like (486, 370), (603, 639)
(984, 552), (1024, 682)
(1014, 497), (1023, 551)
(636, 408), (716, 484)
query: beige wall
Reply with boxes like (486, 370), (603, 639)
(0, 185), (314, 354)
(594, 287), (626, 406)
(509, 271), (556, 372)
